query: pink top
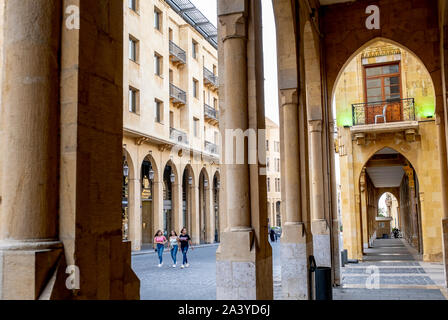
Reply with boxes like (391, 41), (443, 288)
(154, 236), (166, 243)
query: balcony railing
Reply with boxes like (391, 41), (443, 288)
(170, 127), (189, 145)
(170, 83), (187, 106)
(205, 141), (219, 155)
(352, 98), (415, 126)
(169, 40), (186, 65)
(203, 67), (218, 88)
(204, 104), (219, 121)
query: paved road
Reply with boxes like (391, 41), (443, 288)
(132, 238), (447, 300)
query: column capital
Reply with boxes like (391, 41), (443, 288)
(308, 119), (322, 133)
(280, 88), (299, 106)
(219, 12), (247, 41)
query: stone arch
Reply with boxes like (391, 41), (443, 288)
(122, 148), (135, 245)
(330, 37), (439, 114)
(141, 153), (160, 183)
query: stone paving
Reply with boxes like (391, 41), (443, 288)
(333, 239), (447, 300)
(131, 238), (447, 300)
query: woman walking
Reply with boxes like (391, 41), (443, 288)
(169, 230), (180, 268)
(179, 227), (193, 268)
(154, 230), (167, 267)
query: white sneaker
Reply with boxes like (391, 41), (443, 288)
(158, 264), (162, 268)
(186, 263), (190, 268)
(181, 265), (185, 269)
(172, 264), (176, 268)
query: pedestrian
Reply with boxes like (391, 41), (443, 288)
(269, 228), (276, 242)
(154, 230), (167, 267)
(179, 227), (194, 269)
(169, 230), (179, 268)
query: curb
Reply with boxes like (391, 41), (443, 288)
(132, 243), (220, 256)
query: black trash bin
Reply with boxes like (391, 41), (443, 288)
(309, 256), (333, 300)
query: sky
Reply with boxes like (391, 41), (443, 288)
(190, 0), (280, 125)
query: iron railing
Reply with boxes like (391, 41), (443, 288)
(169, 40), (186, 64)
(205, 141), (218, 155)
(352, 98), (415, 126)
(169, 83), (187, 105)
(170, 127), (189, 145)
(204, 67), (218, 87)
(204, 104), (219, 121)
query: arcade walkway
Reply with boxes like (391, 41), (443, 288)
(334, 239), (448, 300)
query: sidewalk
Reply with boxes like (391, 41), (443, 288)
(132, 243), (219, 256)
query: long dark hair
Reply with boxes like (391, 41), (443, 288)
(154, 230), (163, 237)
(170, 230), (178, 237)
(180, 227), (187, 234)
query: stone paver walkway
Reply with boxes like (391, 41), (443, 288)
(333, 239), (447, 300)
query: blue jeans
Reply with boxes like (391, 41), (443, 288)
(181, 246), (189, 265)
(171, 245), (178, 264)
(157, 244), (164, 264)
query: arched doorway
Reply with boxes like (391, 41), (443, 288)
(122, 148), (134, 241)
(213, 171), (220, 242)
(357, 147), (424, 256)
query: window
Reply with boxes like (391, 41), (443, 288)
(267, 178), (271, 192)
(214, 131), (219, 145)
(155, 99), (163, 123)
(275, 158), (280, 173)
(192, 40), (198, 59)
(193, 117), (199, 137)
(129, 37), (138, 62)
(154, 53), (162, 76)
(275, 178), (281, 192)
(154, 7), (162, 31)
(266, 157), (270, 171)
(364, 62), (402, 124)
(266, 140), (269, 151)
(213, 98), (218, 109)
(129, 87), (139, 113)
(365, 63), (401, 103)
(193, 78), (199, 99)
(128, 0), (137, 11)
(274, 141), (280, 152)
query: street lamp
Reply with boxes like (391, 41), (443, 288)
(149, 168), (155, 181)
(188, 176), (193, 185)
(204, 179), (209, 188)
(170, 172), (176, 183)
(123, 161), (129, 177)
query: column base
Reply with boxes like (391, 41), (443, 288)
(312, 220), (332, 267)
(216, 230), (256, 300)
(0, 240), (63, 300)
(280, 223), (309, 300)
(442, 219), (448, 288)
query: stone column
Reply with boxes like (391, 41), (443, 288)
(279, 89), (309, 300)
(0, 0), (63, 299)
(309, 120), (332, 267)
(360, 169), (369, 250)
(216, 0), (264, 300)
(153, 181), (164, 236)
(206, 183), (215, 243)
(129, 178), (142, 251)
(404, 166), (419, 248)
(173, 182), (183, 233)
(190, 185), (200, 244)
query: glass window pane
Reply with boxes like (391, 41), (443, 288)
(367, 87), (381, 97)
(385, 76), (399, 86)
(367, 96), (382, 103)
(366, 66), (382, 77)
(382, 64), (399, 74)
(366, 78), (381, 88)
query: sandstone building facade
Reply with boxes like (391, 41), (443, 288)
(266, 118), (282, 228)
(122, 0), (220, 250)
